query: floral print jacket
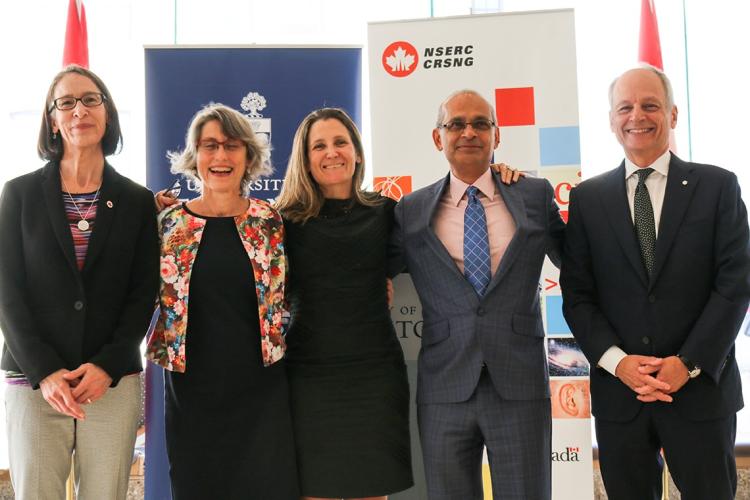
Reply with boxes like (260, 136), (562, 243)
(146, 200), (287, 372)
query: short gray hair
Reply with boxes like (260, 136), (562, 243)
(436, 89), (498, 127)
(169, 103), (272, 195)
(608, 64), (674, 111)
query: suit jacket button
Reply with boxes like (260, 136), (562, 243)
(641, 336), (650, 345)
(73, 300), (84, 311)
(648, 295), (656, 303)
(477, 307), (486, 316)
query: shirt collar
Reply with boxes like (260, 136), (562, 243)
(448, 168), (496, 207)
(624, 150), (671, 180)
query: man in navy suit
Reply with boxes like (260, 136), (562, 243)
(561, 66), (750, 499)
(391, 90), (565, 500)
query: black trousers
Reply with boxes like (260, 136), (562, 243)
(596, 403), (737, 500)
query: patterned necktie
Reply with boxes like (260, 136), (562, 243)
(634, 168), (656, 277)
(464, 186), (491, 296)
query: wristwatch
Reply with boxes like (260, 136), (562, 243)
(678, 355), (702, 379)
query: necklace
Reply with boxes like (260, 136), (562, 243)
(61, 176), (101, 232)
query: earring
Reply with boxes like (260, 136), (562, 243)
(52, 131), (58, 140)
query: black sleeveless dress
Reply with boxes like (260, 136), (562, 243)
(284, 197), (413, 498)
(164, 212), (299, 500)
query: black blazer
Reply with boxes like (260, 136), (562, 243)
(0, 161), (159, 388)
(561, 154), (750, 422)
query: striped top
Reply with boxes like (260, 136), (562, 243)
(4, 191), (99, 386)
(63, 190), (99, 270)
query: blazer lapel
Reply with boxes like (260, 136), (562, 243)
(650, 155), (697, 288)
(41, 162), (80, 278)
(422, 174), (469, 283)
(484, 172), (528, 296)
(83, 163), (122, 273)
(600, 163), (650, 287)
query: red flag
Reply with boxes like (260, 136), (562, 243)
(638, 0), (676, 152)
(638, 0), (663, 69)
(63, 0), (89, 68)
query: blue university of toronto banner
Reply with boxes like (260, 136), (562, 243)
(143, 46), (362, 500)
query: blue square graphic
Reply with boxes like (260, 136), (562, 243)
(546, 295), (571, 335)
(539, 126), (580, 166)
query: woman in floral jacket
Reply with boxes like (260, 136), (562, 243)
(146, 104), (298, 500)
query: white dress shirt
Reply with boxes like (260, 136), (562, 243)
(598, 150), (671, 376)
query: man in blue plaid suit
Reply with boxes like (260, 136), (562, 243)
(390, 89), (565, 500)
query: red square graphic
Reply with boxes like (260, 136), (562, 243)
(495, 87), (535, 126)
(374, 176), (412, 201)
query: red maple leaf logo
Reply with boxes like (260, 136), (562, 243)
(382, 41), (419, 77)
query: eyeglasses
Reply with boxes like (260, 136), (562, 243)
(48, 92), (106, 112)
(197, 140), (246, 154)
(438, 118), (496, 132)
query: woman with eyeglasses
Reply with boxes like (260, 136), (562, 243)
(146, 103), (299, 500)
(0, 65), (159, 500)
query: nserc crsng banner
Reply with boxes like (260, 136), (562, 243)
(369, 10), (593, 500)
(143, 45), (361, 500)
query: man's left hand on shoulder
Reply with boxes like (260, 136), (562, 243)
(491, 163), (525, 184)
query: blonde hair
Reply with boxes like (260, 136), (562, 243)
(275, 108), (381, 223)
(169, 103), (272, 195)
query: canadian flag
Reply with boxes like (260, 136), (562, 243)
(638, 0), (663, 69)
(638, 0), (676, 151)
(63, 0), (89, 68)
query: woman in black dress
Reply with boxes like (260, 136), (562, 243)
(146, 104), (298, 500)
(275, 108), (413, 500)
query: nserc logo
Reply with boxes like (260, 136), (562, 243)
(382, 41), (419, 77)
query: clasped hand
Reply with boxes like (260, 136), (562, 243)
(615, 355), (690, 403)
(39, 363), (112, 419)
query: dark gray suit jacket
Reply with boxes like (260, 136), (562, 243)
(390, 170), (565, 404)
(561, 154), (750, 422)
